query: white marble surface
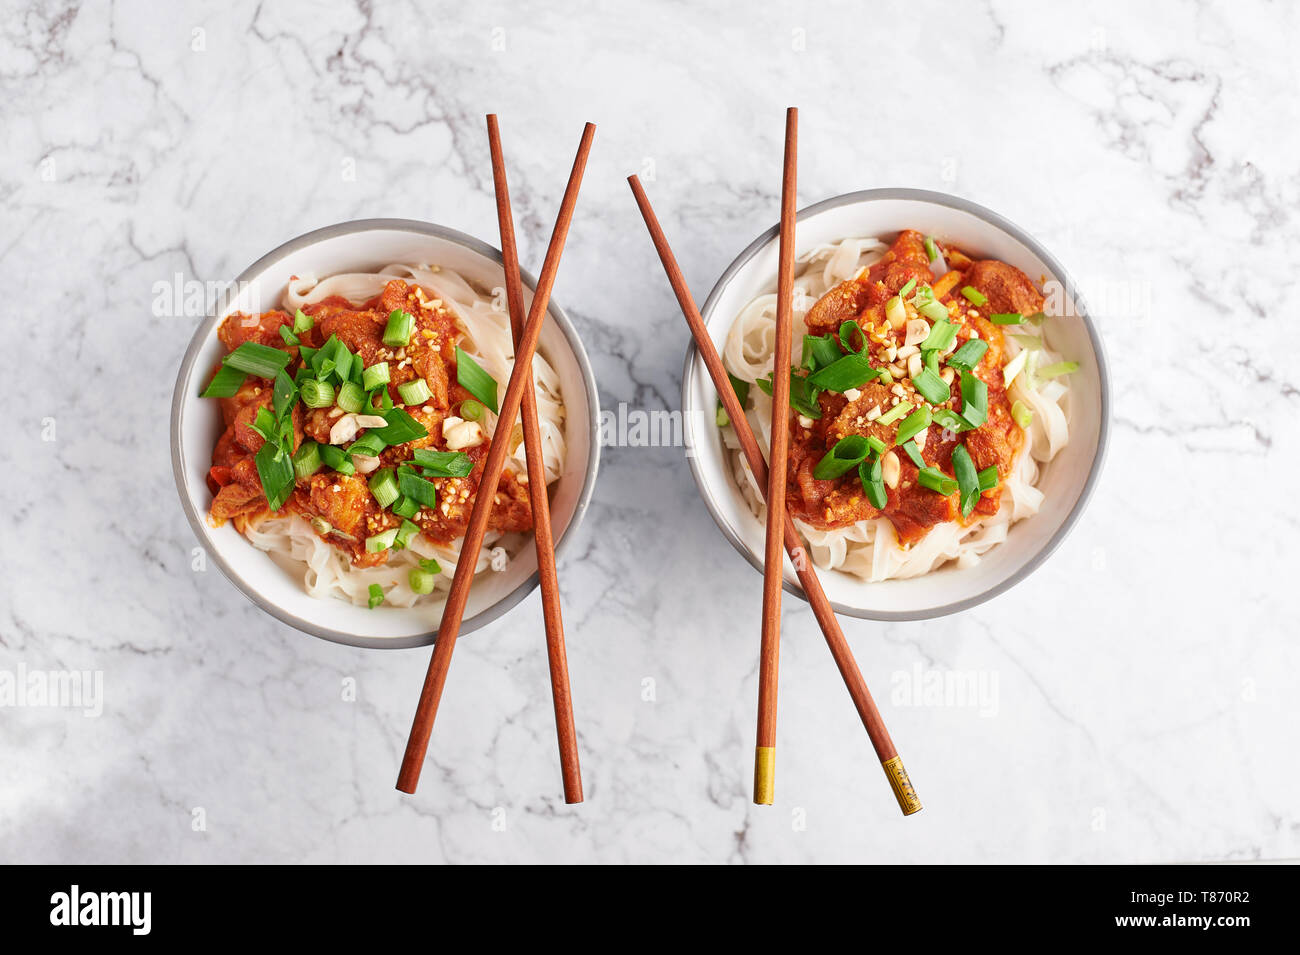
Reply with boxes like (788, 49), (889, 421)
(2, 0), (1297, 864)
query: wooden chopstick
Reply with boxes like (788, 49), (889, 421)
(754, 107), (798, 805)
(486, 113), (583, 804)
(627, 172), (923, 816)
(396, 121), (596, 795)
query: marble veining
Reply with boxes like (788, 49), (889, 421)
(1, 0), (1297, 863)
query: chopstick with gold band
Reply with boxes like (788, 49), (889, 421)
(754, 107), (799, 805)
(627, 170), (922, 816)
(487, 113), (583, 804)
(396, 122), (596, 796)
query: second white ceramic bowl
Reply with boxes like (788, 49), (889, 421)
(682, 189), (1109, 620)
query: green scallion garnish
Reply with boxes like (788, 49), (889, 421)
(455, 346), (499, 413)
(409, 568), (436, 595)
(365, 529), (399, 554)
(337, 380), (365, 414)
(912, 367), (951, 406)
(200, 364), (246, 398)
(367, 583), (385, 609)
(803, 332), (842, 371)
(923, 236), (941, 261)
(254, 441), (295, 511)
(959, 371), (988, 428)
(293, 309), (314, 335)
(411, 448), (474, 477)
(918, 466), (958, 496)
(1037, 360), (1079, 379)
(839, 321), (866, 355)
(292, 441), (322, 480)
(920, 319), (958, 353)
(318, 443), (356, 476)
(947, 339), (989, 371)
(1011, 399), (1033, 429)
(278, 325), (300, 347)
(368, 468), (400, 509)
(961, 286), (988, 307)
(393, 519), (419, 550)
(978, 465), (999, 491)
(300, 378), (335, 409)
(806, 352), (880, 394)
(877, 401), (912, 426)
(382, 309), (415, 348)
(990, 313), (1024, 325)
(812, 435), (872, 480)
(459, 399), (486, 422)
(398, 378), (432, 405)
(397, 468), (439, 508)
(223, 341), (293, 379)
(362, 362), (390, 392)
(952, 445), (979, 517)
(391, 495), (419, 519)
(901, 440), (925, 468)
(860, 455), (887, 508)
(367, 408), (428, 445)
(894, 407), (932, 446)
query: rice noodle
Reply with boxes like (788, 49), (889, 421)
(720, 237), (1072, 581)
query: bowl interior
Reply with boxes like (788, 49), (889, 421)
(684, 191), (1107, 619)
(173, 221), (598, 647)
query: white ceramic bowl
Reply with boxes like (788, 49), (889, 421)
(683, 189), (1109, 620)
(171, 219), (600, 648)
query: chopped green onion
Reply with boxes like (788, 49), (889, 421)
(804, 333), (842, 370)
(367, 583), (385, 609)
(931, 408), (970, 434)
(398, 378), (432, 405)
(901, 440), (925, 468)
(728, 373), (751, 407)
(250, 406), (277, 443)
(337, 380), (365, 414)
(298, 344), (317, 366)
(813, 435), (872, 480)
(455, 346), (499, 413)
(391, 495), (419, 519)
(366, 529), (399, 554)
(917, 299), (949, 322)
(223, 341), (292, 379)
(990, 312), (1024, 325)
(200, 364), (246, 398)
(898, 278), (917, 299)
(393, 519), (419, 550)
(978, 465), (999, 491)
(300, 378), (334, 409)
(947, 339), (989, 371)
(318, 443), (356, 476)
(293, 309), (314, 334)
(912, 367), (951, 406)
(959, 371), (988, 428)
(961, 286), (988, 307)
(382, 309), (415, 348)
(1037, 360), (1079, 379)
(278, 325), (300, 346)
(952, 445), (979, 517)
(408, 568), (436, 595)
(419, 557), (441, 574)
(878, 369), (893, 386)
(1009, 333), (1044, 351)
(789, 373), (824, 419)
(918, 466), (959, 496)
(806, 353), (880, 393)
(1011, 399), (1034, 429)
(347, 432), (387, 458)
(885, 295), (906, 326)
(457, 399), (484, 422)
(367, 408), (428, 445)
(254, 441), (295, 511)
(292, 441), (322, 480)
(866, 435), (887, 456)
(411, 448), (474, 477)
(362, 362), (390, 391)
(309, 516), (331, 536)
(860, 456), (887, 509)
(839, 321), (866, 355)
(368, 468), (400, 509)
(877, 401), (912, 426)
(923, 236), (941, 261)
(1026, 311), (1048, 326)
(271, 368), (296, 420)
(715, 404), (729, 427)
(920, 319), (958, 353)
(397, 468), (439, 508)
(894, 407), (932, 446)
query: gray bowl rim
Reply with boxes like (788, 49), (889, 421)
(681, 187), (1111, 621)
(171, 217), (602, 649)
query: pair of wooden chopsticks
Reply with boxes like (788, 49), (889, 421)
(396, 118), (595, 801)
(628, 108), (922, 815)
